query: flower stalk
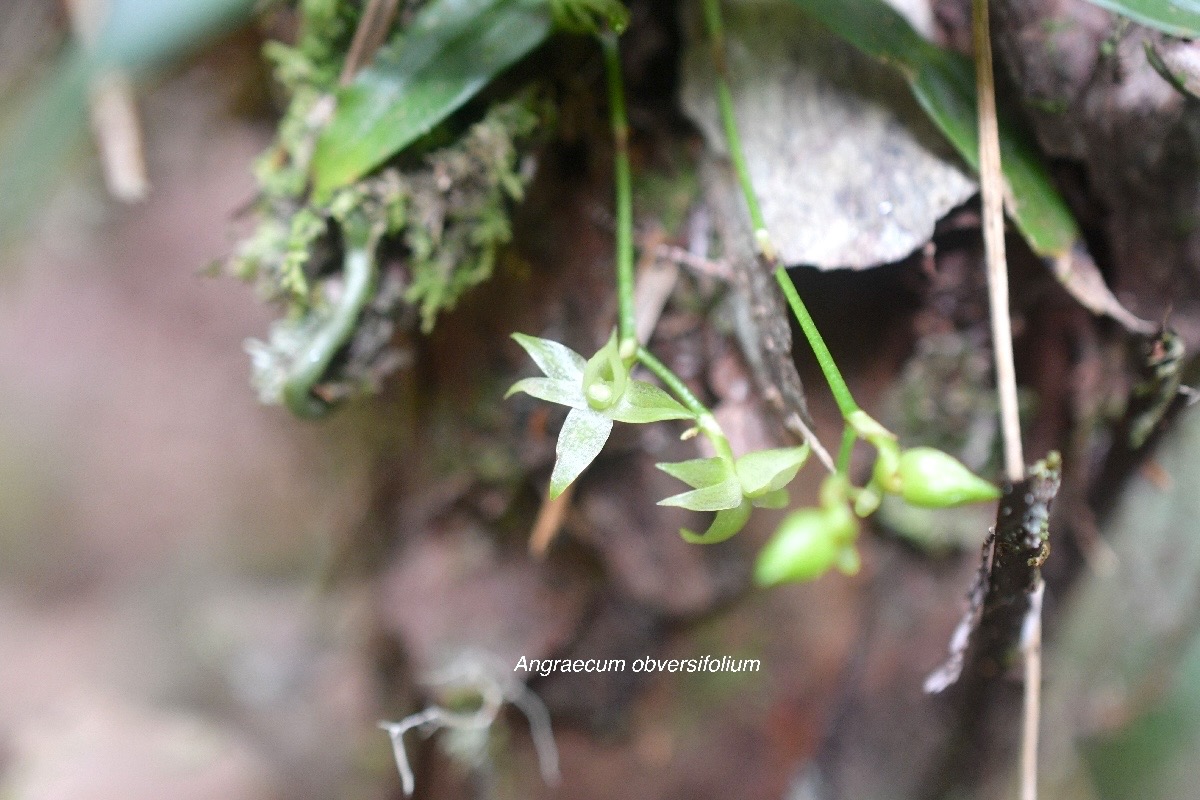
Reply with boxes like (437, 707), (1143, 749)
(600, 32), (637, 355)
(698, 0), (859, 424)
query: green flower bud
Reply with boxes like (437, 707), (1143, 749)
(834, 543), (861, 576)
(818, 473), (851, 509)
(853, 485), (881, 517)
(754, 504), (859, 586)
(821, 495), (857, 540)
(895, 447), (1001, 508)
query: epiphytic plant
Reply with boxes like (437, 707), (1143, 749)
(508, 2), (1000, 581)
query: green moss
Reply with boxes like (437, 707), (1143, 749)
(401, 97), (547, 332)
(231, 0), (552, 416)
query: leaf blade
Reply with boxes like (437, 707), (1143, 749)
(311, 0), (552, 196)
(789, 0), (1078, 258)
(1082, 0), (1200, 37)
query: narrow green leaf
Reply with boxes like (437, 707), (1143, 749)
(680, 501), (753, 545)
(607, 380), (695, 424)
(734, 445), (810, 497)
(504, 377), (587, 408)
(656, 457), (734, 489)
(1083, 0), (1200, 37)
(659, 474), (744, 512)
(789, 0), (1079, 258)
(510, 333), (587, 381)
(311, 0), (553, 197)
(549, 407), (612, 498)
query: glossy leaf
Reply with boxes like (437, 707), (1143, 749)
(1083, 0), (1200, 37)
(734, 445), (809, 497)
(311, 0), (553, 197)
(549, 407), (612, 498)
(607, 380), (694, 424)
(510, 333), (586, 381)
(680, 501), (753, 545)
(790, 0), (1079, 259)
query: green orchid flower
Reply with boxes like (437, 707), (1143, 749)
(507, 332), (694, 498)
(656, 444), (810, 544)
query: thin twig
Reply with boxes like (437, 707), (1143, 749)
(972, 0), (1023, 482)
(528, 483), (573, 556)
(505, 678), (562, 785)
(339, 0), (401, 85)
(655, 243), (733, 281)
(633, 227), (680, 344)
(67, 0), (149, 202)
(1021, 580), (1044, 800)
(379, 657), (560, 795)
(87, 72), (150, 202)
(973, 2), (1038, 799)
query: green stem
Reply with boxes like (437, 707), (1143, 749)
(601, 31), (636, 352)
(636, 346), (734, 460)
(837, 426), (857, 475)
(704, 2), (767, 253)
(636, 346), (707, 419)
(774, 274), (858, 418)
(699, 0), (859, 420)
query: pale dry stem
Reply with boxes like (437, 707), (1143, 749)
(973, 2), (1039, 798)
